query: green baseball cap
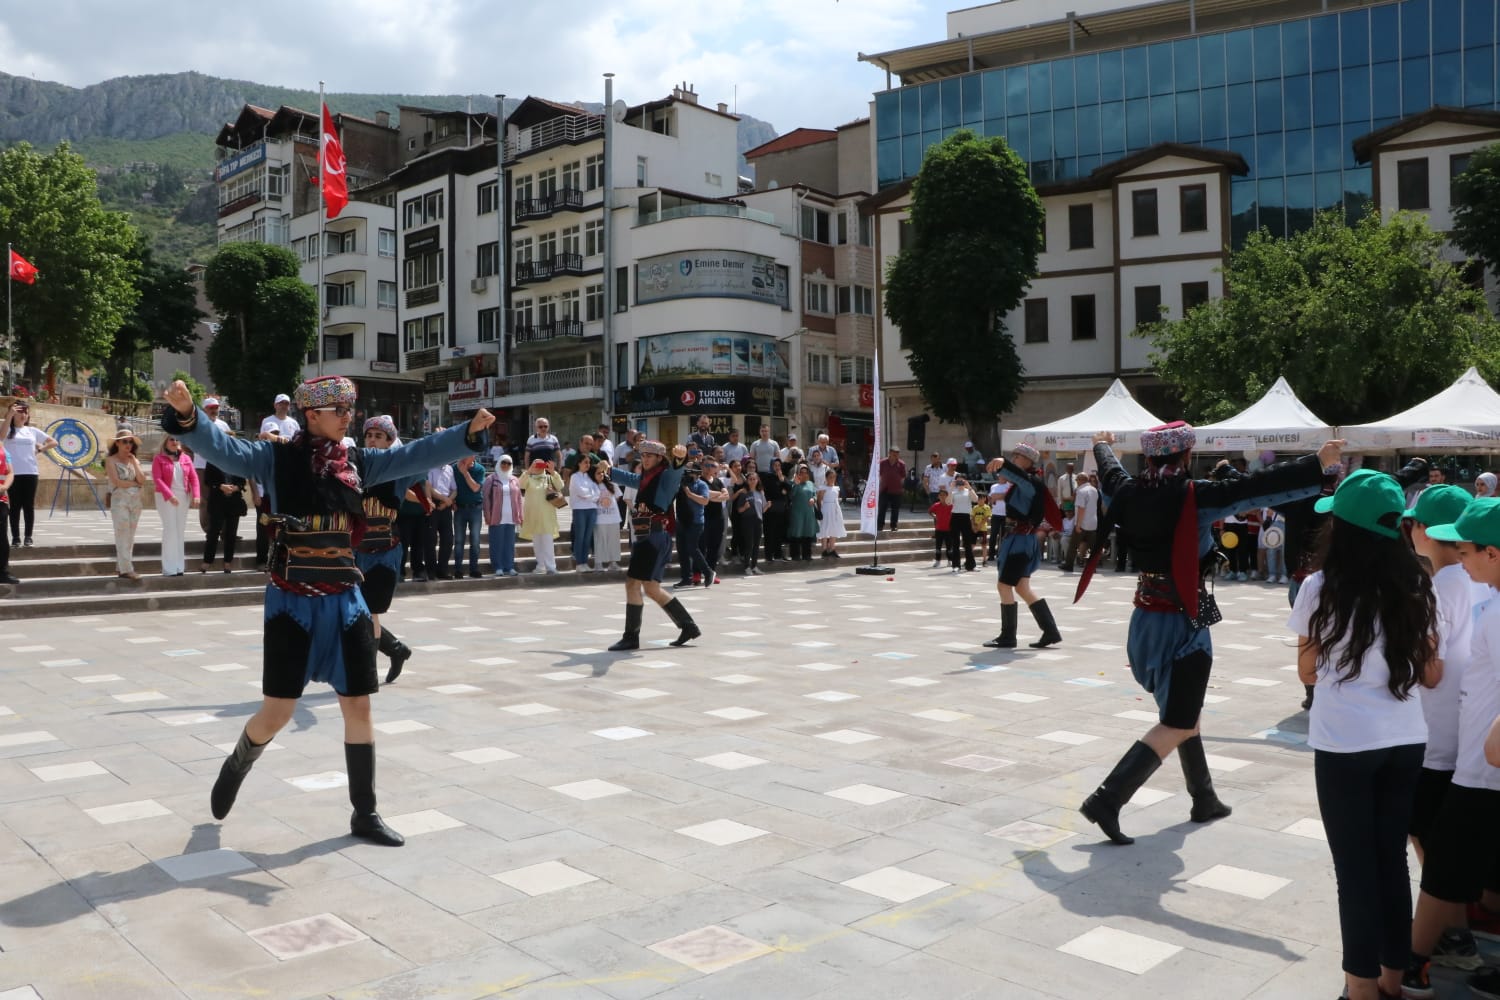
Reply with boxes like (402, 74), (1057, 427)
(1405, 484), (1473, 526)
(1427, 496), (1500, 547)
(1313, 468), (1405, 539)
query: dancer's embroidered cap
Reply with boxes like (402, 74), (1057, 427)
(362, 414), (398, 444)
(1141, 421), (1196, 457)
(1011, 443), (1039, 463)
(1405, 484), (1472, 526)
(293, 376), (356, 411)
(1427, 497), (1500, 548)
(1314, 468), (1406, 539)
(637, 440), (667, 458)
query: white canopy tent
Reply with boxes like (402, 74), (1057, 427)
(1341, 368), (1500, 453)
(1194, 376), (1335, 453)
(1001, 379), (1164, 454)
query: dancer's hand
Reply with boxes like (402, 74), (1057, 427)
(1317, 439), (1346, 469)
(986, 457), (1005, 473)
(1093, 431), (1115, 445)
(467, 408), (496, 436)
(165, 380), (194, 417)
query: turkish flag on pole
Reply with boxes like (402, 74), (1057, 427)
(8, 249), (37, 284)
(321, 103), (348, 220)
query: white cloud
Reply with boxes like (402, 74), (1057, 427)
(0, 0), (948, 131)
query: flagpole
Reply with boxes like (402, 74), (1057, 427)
(317, 81), (326, 378)
(6, 242), (12, 393)
(856, 352), (892, 577)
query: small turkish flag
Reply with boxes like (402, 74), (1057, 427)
(321, 103), (348, 220)
(8, 249), (37, 284)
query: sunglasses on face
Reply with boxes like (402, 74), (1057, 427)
(313, 406), (354, 418)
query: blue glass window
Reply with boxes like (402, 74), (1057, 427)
(1403, 56), (1433, 114)
(1466, 46), (1495, 105)
(1259, 177), (1287, 238)
(1434, 0), (1462, 52)
(1313, 125), (1343, 171)
(876, 92), (900, 141)
(1174, 39), (1199, 90)
(1054, 58), (1076, 108)
(1313, 71), (1342, 127)
(901, 134), (921, 177)
(961, 75), (984, 124)
(1254, 25), (1282, 79)
(1284, 75), (1312, 130)
(1075, 54), (1100, 104)
(1342, 65), (1372, 125)
(1150, 42), (1175, 95)
(1007, 67), (1029, 117)
(1286, 174), (1316, 228)
(1077, 105), (1101, 155)
(1149, 95), (1175, 143)
(1101, 102), (1125, 153)
(1402, 0), (1430, 59)
(1256, 79), (1284, 131)
(1316, 171), (1345, 210)
(1231, 178), (1257, 247)
(1227, 29), (1255, 84)
(1078, 154), (1102, 174)
(1099, 50), (1124, 102)
(877, 138), (901, 185)
(982, 70), (1006, 121)
(901, 87), (921, 134)
(1054, 108), (1077, 157)
(1126, 98), (1150, 149)
(1282, 20), (1311, 77)
(1029, 63), (1052, 112)
(1227, 134), (1256, 171)
(1201, 34), (1226, 88)
(1201, 87), (1228, 142)
(1311, 16), (1341, 73)
(984, 118), (1007, 141)
(1228, 84), (1255, 136)
(920, 82), (940, 130)
(1371, 6), (1400, 63)
(1344, 166), (1373, 225)
(1341, 10), (1371, 66)
(1373, 62), (1402, 121)
(1031, 113), (1054, 159)
(1176, 92), (1201, 143)
(1285, 129), (1313, 173)
(940, 78), (961, 128)
(1434, 51), (1463, 103)
(1007, 115), (1029, 159)
(1124, 46), (1150, 99)
(1257, 132), (1285, 174)
(1464, 0), (1493, 47)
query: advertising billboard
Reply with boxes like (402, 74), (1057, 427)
(636, 332), (791, 386)
(636, 250), (790, 309)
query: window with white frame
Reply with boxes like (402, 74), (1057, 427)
(584, 219), (603, 256)
(836, 212), (849, 245)
(561, 225), (580, 256)
(478, 307), (501, 342)
(536, 167), (557, 198)
(804, 280), (831, 314)
(838, 355), (874, 384)
(636, 156), (647, 186)
(858, 213), (873, 246)
(513, 297), (534, 329)
(377, 228), (396, 257)
(806, 352), (834, 384)
(537, 231), (557, 260)
(559, 289), (581, 321)
(403, 314), (443, 351)
(477, 241), (500, 278)
(854, 286), (874, 315)
(513, 236), (533, 265)
(585, 283), (604, 321)
(585, 153), (604, 191)
(377, 280), (397, 310)
(537, 294), (557, 325)
(325, 229), (355, 255)
(800, 205), (832, 244)
(324, 280), (357, 307)
(514, 174), (533, 208)
(477, 180), (499, 215)
(562, 161), (581, 192)
(403, 251), (442, 289)
(402, 190), (444, 228)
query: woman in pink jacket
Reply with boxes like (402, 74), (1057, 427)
(152, 435), (200, 576)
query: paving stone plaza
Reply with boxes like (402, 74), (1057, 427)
(0, 554), (1491, 999)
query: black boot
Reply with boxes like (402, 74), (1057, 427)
(211, 727), (268, 820)
(1079, 741), (1162, 845)
(379, 628), (412, 685)
(1179, 735), (1232, 823)
(1301, 684), (1314, 710)
(1028, 599), (1063, 648)
(608, 604), (643, 651)
(664, 598), (702, 647)
(345, 742), (404, 846)
(983, 604), (1019, 648)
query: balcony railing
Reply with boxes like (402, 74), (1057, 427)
(405, 346), (440, 370)
(552, 252), (584, 276)
(512, 319), (585, 345)
(501, 365), (604, 397)
(406, 284), (440, 308)
(514, 253), (586, 285)
(514, 187), (587, 223)
(505, 114), (603, 159)
(638, 202), (785, 232)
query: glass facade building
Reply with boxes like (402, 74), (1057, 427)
(874, 0), (1500, 244)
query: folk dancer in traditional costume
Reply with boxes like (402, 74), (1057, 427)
(982, 443), (1065, 649)
(162, 376), (493, 846)
(1075, 422), (1344, 844)
(605, 441), (703, 651)
(356, 414), (413, 684)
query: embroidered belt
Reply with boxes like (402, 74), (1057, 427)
(358, 514), (398, 553)
(267, 517), (362, 593)
(1134, 573), (1181, 613)
(1006, 520), (1036, 536)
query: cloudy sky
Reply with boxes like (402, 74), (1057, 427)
(0, 0), (954, 131)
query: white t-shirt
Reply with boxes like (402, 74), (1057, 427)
(1074, 483), (1100, 531)
(921, 465), (948, 494)
(192, 418), (232, 468)
(1425, 563), (1482, 770)
(259, 414), (299, 439)
(1288, 571), (1429, 753)
(568, 471), (600, 511)
(949, 486), (975, 514)
(989, 483), (1009, 518)
(1457, 590), (1500, 790)
(3, 426), (47, 475)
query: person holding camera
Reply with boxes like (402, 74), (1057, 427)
(949, 474), (978, 572)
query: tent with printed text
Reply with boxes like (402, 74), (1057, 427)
(1341, 367), (1500, 453)
(1001, 379), (1163, 454)
(1194, 376), (1335, 454)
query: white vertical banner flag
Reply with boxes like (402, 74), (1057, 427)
(859, 353), (883, 537)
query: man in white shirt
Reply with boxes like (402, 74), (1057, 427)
(258, 393), (300, 440)
(721, 427), (749, 467)
(921, 453), (948, 503)
(1061, 473), (1100, 572)
(425, 458), (456, 579)
(595, 424), (615, 462)
(779, 432), (800, 465)
(808, 433), (840, 480)
(749, 425), (780, 474)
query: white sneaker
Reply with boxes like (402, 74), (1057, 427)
(577, 565), (592, 573)
(932, 559), (941, 568)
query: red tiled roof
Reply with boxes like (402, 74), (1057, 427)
(743, 128), (838, 160)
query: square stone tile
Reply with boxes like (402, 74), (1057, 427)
(841, 866), (950, 904)
(805, 690), (859, 702)
(696, 752), (766, 770)
(1114, 709), (1161, 722)
(719, 649), (762, 659)
(592, 727), (653, 741)
(285, 771), (348, 791)
(1204, 754), (1253, 772)
(1128, 788), (1176, 808)
(540, 670), (589, 680)
(676, 819), (769, 846)
(1281, 817), (1327, 842)
(429, 683), (483, 694)
(1057, 925), (1182, 974)
(85, 799), (172, 824)
(1037, 730), (1100, 746)
(73, 674), (122, 684)
(944, 754), (1014, 772)
(1233, 677), (1281, 687)
(713, 674), (759, 685)
(385, 809), (466, 836)
(705, 707), (765, 721)
(995, 692), (1049, 703)
(825, 784), (906, 806)
(890, 676), (939, 687)
(816, 729), (879, 744)
(472, 656), (517, 666)
(374, 719), (433, 734)
(29, 761), (109, 782)
(451, 746), (519, 764)
(551, 779), (629, 801)
(649, 924), (772, 973)
(986, 819), (1077, 848)
(494, 859), (599, 896)
(800, 662), (847, 672)
(112, 691), (168, 703)
(911, 709), (970, 722)
(249, 912), (367, 960)
(1187, 864), (1291, 900)
(154, 849), (257, 881)
(617, 688), (670, 700)
(0, 988), (42, 1000)
(502, 703), (559, 716)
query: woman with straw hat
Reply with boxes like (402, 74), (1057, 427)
(105, 427), (146, 580)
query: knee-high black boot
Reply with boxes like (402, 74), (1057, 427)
(345, 742), (404, 846)
(211, 726), (268, 820)
(1028, 599), (1063, 648)
(1079, 740), (1162, 845)
(608, 603), (643, 651)
(663, 598), (701, 647)
(1179, 735), (1232, 823)
(379, 628), (412, 684)
(983, 603), (1019, 648)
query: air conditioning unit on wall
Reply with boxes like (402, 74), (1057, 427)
(470, 277), (488, 293)
(784, 395), (798, 413)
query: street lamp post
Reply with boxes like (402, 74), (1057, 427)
(768, 326), (807, 438)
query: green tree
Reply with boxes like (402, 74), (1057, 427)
(1143, 209), (1500, 424)
(104, 242), (203, 400)
(204, 242), (316, 423)
(0, 141), (140, 387)
(1451, 142), (1500, 280)
(172, 368), (206, 405)
(883, 130), (1043, 454)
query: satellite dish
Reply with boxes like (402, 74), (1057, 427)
(611, 100), (627, 122)
(767, 180), (779, 189)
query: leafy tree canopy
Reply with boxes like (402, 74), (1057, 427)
(204, 242), (316, 425)
(1452, 142), (1500, 279)
(883, 130), (1043, 454)
(1142, 209), (1500, 425)
(104, 240), (202, 400)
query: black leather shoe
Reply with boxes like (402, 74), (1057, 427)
(350, 811), (405, 846)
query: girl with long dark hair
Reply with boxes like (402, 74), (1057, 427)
(1289, 469), (1440, 1000)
